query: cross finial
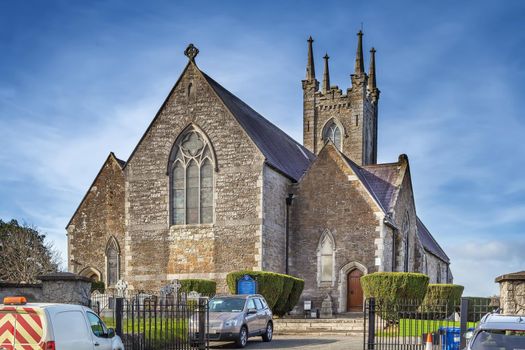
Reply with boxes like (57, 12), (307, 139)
(184, 44), (199, 61)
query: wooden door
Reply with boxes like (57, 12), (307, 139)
(347, 269), (364, 312)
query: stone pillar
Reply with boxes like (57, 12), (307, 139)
(495, 271), (525, 315)
(39, 272), (92, 306)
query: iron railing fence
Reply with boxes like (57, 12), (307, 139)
(364, 297), (499, 350)
(92, 290), (210, 350)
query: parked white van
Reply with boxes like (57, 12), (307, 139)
(0, 296), (124, 350)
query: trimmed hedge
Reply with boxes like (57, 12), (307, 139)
(286, 277), (305, 313)
(273, 276), (294, 316)
(422, 284), (464, 316)
(226, 271), (284, 309)
(226, 271), (304, 315)
(179, 279), (216, 296)
(361, 272), (429, 302)
(91, 281), (105, 293)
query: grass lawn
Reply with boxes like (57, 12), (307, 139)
(378, 319), (477, 337)
(102, 317), (189, 340)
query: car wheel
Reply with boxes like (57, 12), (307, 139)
(262, 322), (273, 342)
(236, 326), (248, 348)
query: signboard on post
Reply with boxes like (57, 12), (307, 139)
(236, 275), (257, 295)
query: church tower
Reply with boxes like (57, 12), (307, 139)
(302, 32), (380, 165)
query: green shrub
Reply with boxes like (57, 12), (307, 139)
(273, 275), (294, 316)
(361, 272), (429, 303)
(226, 271), (284, 310)
(421, 284), (464, 316)
(361, 272), (429, 322)
(285, 277), (305, 313)
(179, 279), (216, 296)
(91, 281), (105, 293)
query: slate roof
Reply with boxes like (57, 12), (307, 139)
(361, 163), (401, 212)
(416, 217), (450, 263)
(342, 154), (400, 214)
(202, 72), (316, 182)
(341, 152), (449, 263)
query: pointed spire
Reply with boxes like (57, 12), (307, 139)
(354, 30), (365, 75)
(322, 53), (330, 93)
(368, 47), (377, 91)
(306, 36), (316, 81)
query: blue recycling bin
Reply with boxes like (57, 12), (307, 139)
(439, 327), (461, 350)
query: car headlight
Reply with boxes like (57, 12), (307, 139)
(224, 319), (238, 327)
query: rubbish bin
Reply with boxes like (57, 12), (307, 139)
(439, 327), (461, 350)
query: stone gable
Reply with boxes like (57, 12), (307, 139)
(67, 153), (125, 285)
(289, 143), (382, 312)
(124, 62), (266, 291)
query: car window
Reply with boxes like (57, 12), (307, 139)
(86, 312), (107, 337)
(254, 298), (263, 310)
(246, 299), (256, 310)
(260, 298), (268, 309)
(209, 298), (246, 312)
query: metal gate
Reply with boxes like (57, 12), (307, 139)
(363, 297), (498, 350)
(93, 290), (210, 350)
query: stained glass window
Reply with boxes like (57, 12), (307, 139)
(170, 128), (215, 225)
(320, 234), (334, 282)
(323, 120), (342, 150)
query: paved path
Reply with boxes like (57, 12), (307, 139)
(209, 335), (363, 349)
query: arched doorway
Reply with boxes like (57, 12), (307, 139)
(347, 269), (364, 312)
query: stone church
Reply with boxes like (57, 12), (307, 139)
(67, 32), (452, 313)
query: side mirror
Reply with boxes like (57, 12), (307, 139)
(106, 328), (115, 338)
(247, 308), (257, 315)
(464, 331), (474, 340)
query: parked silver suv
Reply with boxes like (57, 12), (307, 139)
(207, 294), (273, 348)
(465, 313), (525, 350)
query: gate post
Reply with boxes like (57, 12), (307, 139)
(115, 297), (124, 337)
(367, 298), (376, 350)
(198, 297), (207, 350)
(460, 297), (469, 349)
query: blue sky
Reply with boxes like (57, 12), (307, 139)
(1, 0), (524, 296)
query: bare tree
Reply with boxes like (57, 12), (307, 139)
(0, 219), (61, 282)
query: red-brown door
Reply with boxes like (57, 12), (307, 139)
(347, 269), (364, 312)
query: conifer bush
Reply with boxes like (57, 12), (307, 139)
(179, 279), (216, 296)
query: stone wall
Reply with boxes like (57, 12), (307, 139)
(289, 144), (381, 313)
(67, 153), (125, 286)
(0, 273), (91, 306)
(496, 272), (525, 314)
(0, 282), (42, 302)
(124, 62), (266, 292)
(499, 281), (525, 314)
(261, 165), (290, 273)
(425, 252), (449, 283)
(390, 155), (425, 273)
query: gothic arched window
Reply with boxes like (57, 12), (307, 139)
(169, 127), (215, 225)
(402, 213), (410, 272)
(317, 230), (335, 284)
(322, 120), (342, 150)
(105, 237), (120, 287)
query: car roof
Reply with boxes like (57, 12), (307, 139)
(480, 314), (525, 330)
(212, 294), (264, 299)
(1, 303), (88, 311)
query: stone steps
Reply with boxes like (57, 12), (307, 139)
(274, 318), (365, 335)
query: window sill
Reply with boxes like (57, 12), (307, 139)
(169, 223), (214, 229)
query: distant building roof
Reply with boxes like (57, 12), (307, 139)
(202, 72), (315, 182)
(416, 217), (450, 263)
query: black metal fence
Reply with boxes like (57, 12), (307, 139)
(364, 297), (498, 350)
(93, 291), (210, 350)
